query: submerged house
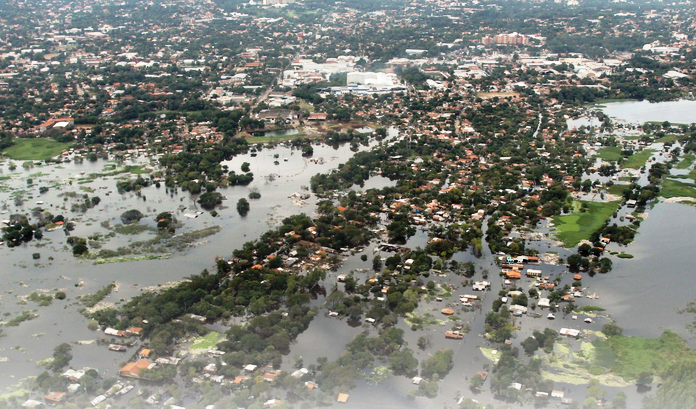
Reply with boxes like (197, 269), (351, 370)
(118, 360), (155, 379)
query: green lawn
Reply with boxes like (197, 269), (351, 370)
(607, 184), (630, 196)
(2, 138), (72, 160)
(597, 146), (622, 162)
(677, 154), (696, 170)
(655, 134), (684, 144)
(189, 332), (223, 350)
(661, 179), (696, 199)
(624, 149), (655, 169)
(125, 165), (149, 174)
(553, 201), (619, 247)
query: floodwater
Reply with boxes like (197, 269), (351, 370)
(594, 203), (696, 341)
(567, 99), (696, 130)
(0, 119), (694, 409)
(251, 128), (300, 137)
(600, 99), (696, 125)
(0, 135), (388, 390)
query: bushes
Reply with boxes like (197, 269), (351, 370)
(120, 209), (144, 224)
(237, 198), (250, 216)
(198, 192), (223, 210)
(420, 349), (453, 378)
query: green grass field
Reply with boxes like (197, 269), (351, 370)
(661, 179), (696, 199)
(600, 331), (696, 380)
(189, 332), (223, 350)
(553, 201), (619, 247)
(607, 184), (630, 196)
(655, 134), (684, 144)
(624, 149), (655, 169)
(2, 138), (72, 160)
(597, 146), (622, 162)
(677, 154), (696, 170)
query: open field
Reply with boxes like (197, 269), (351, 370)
(661, 179), (696, 199)
(607, 184), (630, 196)
(624, 149), (655, 169)
(597, 146), (622, 162)
(2, 138), (73, 161)
(655, 134), (685, 144)
(189, 332), (223, 351)
(553, 201), (619, 247)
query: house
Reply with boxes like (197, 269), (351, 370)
(118, 360), (155, 379)
(412, 376), (422, 385)
(21, 400), (44, 408)
(291, 368), (309, 378)
(509, 305), (528, 315)
(505, 270), (521, 279)
(472, 281), (491, 291)
(233, 375), (250, 384)
(244, 364), (258, 372)
(551, 390), (565, 398)
(337, 393), (349, 403)
(256, 109), (298, 124)
(538, 298), (551, 308)
(61, 369), (85, 381)
(264, 399), (282, 407)
(445, 331), (464, 339)
(38, 117), (74, 132)
(559, 328), (581, 338)
(44, 391), (66, 403)
(307, 112), (328, 121)
(104, 327), (126, 337)
(526, 269), (542, 278)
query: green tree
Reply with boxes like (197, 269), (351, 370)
(469, 374), (485, 390)
(237, 198), (250, 216)
(389, 349), (418, 374)
(612, 391), (627, 409)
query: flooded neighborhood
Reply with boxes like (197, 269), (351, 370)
(2, 0), (696, 408)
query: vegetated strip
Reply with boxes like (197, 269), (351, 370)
(81, 283), (116, 308)
(661, 179), (696, 199)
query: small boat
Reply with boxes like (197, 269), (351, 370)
(108, 344), (127, 352)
